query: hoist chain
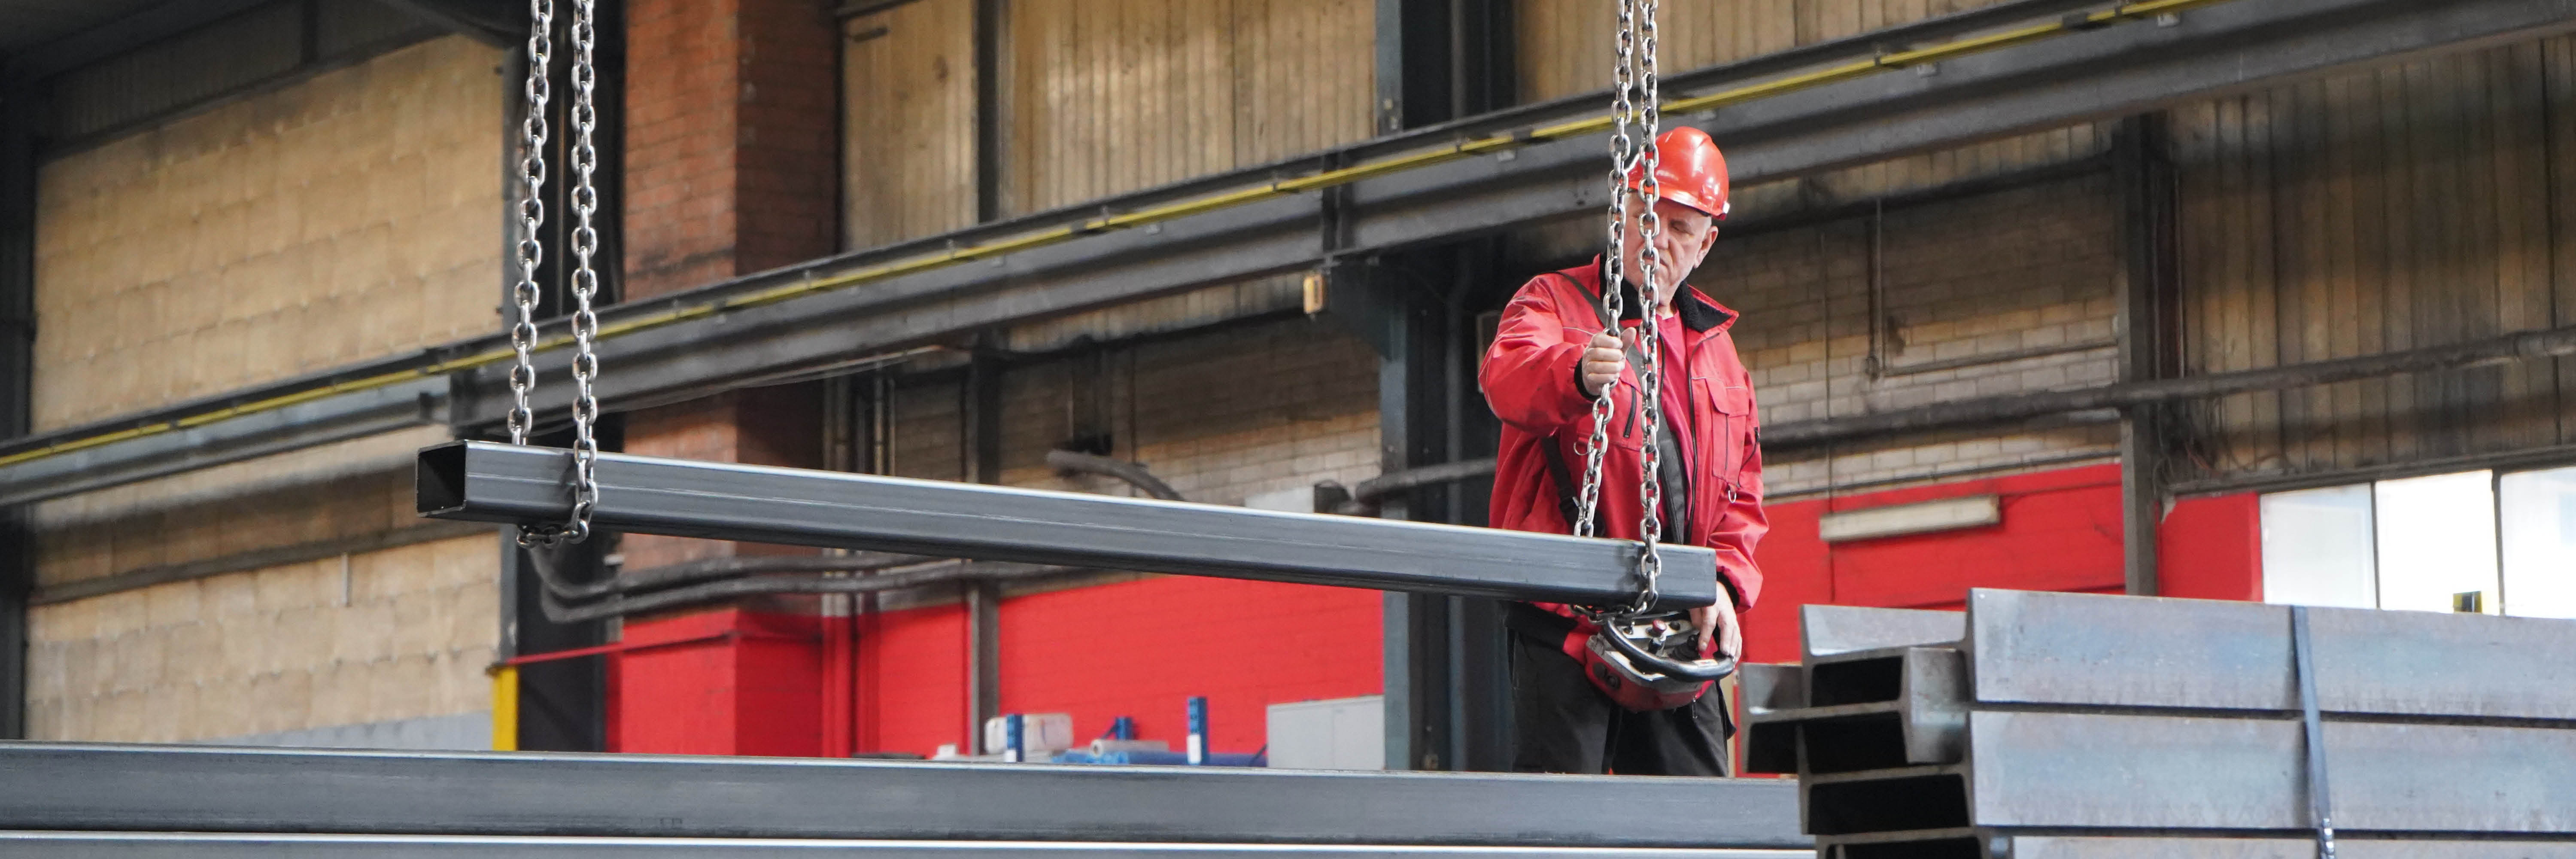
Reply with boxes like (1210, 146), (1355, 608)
(506, 0), (604, 547)
(561, 0), (604, 544)
(1575, 0), (1668, 617)
(507, 0), (552, 450)
(1627, 0), (1668, 616)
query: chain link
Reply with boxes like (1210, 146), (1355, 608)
(507, 0), (553, 450)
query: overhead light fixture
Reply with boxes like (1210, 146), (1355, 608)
(1820, 495), (2001, 543)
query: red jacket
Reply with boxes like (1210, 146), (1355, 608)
(1479, 259), (1767, 612)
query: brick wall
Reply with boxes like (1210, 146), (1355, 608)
(623, 0), (838, 298)
(617, 0), (839, 572)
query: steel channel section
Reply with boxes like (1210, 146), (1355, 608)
(1798, 605), (1962, 659)
(418, 441), (1719, 609)
(1967, 589), (2576, 719)
(0, 743), (1806, 848)
(1965, 711), (2576, 834)
(1997, 835), (2576, 859)
(0, 376), (443, 506)
(11, 0), (2564, 507)
(0, 833), (1817, 859)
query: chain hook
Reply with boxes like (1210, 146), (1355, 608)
(507, 0), (604, 547)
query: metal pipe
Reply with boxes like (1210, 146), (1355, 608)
(535, 559), (1076, 624)
(1044, 450), (1184, 501)
(1764, 322), (2576, 451)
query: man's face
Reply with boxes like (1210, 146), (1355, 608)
(1616, 195), (1720, 302)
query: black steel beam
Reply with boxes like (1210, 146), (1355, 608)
(417, 441), (1720, 609)
(11, 0), (2576, 506)
(0, 833), (1812, 858)
(0, 743), (1808, 848)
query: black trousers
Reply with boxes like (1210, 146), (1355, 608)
(1509, 629), (1732, 776)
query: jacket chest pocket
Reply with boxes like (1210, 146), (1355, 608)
(1697, 378), (1755, 487)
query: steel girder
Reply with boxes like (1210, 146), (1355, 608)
(0, 833), (1814, 858)
(8, 0), (2574, 505)
(418, 440), (1720, 608)
(0, 743), (1807, 849)
(1967, 589), (2576, 719)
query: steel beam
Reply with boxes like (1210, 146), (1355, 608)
(417, 441), (1719, 608)
(1998, 835), (2576, 859)
(1961, 711), (2576, 834)
(15, 0), (2570, 503)
(0, 833), (1815, 858)
(1966, 589), (2576, 719)
(0, 375), (443, 507)
(0, 743), (1807, 848)
(1798, 605), (1962, 659)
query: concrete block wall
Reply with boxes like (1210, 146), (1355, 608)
(24, 533), (497, 744)
(1707, 173), (2125, 497)
(22, 34), (509, 746)
(28, 35), (505, 431)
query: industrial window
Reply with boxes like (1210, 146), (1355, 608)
(2500, 466), (2576, 619)
(2260, 467), (2576, 617)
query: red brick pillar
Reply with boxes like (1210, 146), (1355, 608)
(614, 0), (840, 755)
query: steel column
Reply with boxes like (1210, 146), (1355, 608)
(0, 79), (34, 739)
(2113, 115), (2177, 597)
(0, 743), (1810, 848)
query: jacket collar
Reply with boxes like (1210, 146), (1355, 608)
(1577, 256), (1738, 335)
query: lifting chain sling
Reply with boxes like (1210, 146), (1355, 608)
(1574, 0), (1732, 687)
(507, 0), (606, 548)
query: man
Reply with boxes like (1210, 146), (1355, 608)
(1478, 126), (1766, 776)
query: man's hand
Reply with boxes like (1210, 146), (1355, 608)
(1579, 331), (1625, 397)
(1690, 597), (1742, 661)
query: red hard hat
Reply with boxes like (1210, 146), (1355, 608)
(1625, 127), (1730, 219)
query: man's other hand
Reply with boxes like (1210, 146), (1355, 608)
(1691, 597), (1741, 661)
(1579, 332), (1625, 397)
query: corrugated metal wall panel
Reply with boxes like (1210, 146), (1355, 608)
(842, 0), (978, 249)
(1002, 0), (1371, 216)
(2172, 38), (2575, 485)
(1511, 0), (2012, 104)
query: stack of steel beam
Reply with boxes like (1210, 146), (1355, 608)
(0, 742), (1810, 857)
(1741, 590), (2576, 859)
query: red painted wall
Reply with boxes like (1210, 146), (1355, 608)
(614, 609), (823, 755)
(1741, 465), (2127, 664)
(2159, 493), (2263, 601)
(849, 577), (1380, 758)
(613, 469), (2266, 759)
(857, 603), (969, 757)
(1739, 468), (2270, 666)
(996, 576), (1382, 757)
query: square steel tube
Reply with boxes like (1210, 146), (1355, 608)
(0, 743), (1804, 848)
(416, 441), (1718, 609)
